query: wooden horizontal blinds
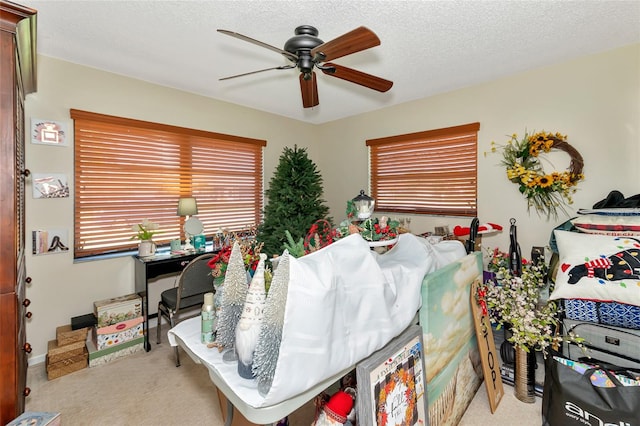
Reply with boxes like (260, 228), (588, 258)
(366, 122), (479, 216)
(71, 109), (265, 258)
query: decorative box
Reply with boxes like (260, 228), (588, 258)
(56, 324), (89, 346)
(92, 316), (144, 350)
(46, 347), (88, 380)
(46, 338), (86, 364)
(87, 336), (144, 367)
(94, 293), (142, 327)
(7, 412), (61, 426)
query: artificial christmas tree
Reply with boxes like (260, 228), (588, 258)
(257, 145), (332, 257)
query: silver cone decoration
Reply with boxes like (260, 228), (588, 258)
(215, 241), (248, 349)
(252, 250), (290, 395)
(235, 253), (268, 378)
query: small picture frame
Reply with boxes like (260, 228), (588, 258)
(356, 324), (428, 426)
(32, 229), (70, 255)
(32, 173), (70, 198)
(31, 118), (68, 146)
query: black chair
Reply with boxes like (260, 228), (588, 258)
(157, 252), (215, 366)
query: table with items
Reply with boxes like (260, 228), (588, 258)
(168, 233), (467, 425)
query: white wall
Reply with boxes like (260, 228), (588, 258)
(317, 43), (640, 254)
(25, 56), (317, 362)
(24, 44), (639, 362)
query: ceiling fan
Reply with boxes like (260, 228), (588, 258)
(217, 25), (393, 108)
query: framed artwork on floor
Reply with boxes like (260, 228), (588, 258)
(356, 324), (428, 426)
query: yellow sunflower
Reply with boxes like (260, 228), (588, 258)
(537, 174), (554, 188)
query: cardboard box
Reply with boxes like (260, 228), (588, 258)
(91, 316), (144, 350)
(87, 336), (145, 367)
(7, 411), (61, 426)
(47, 338), (86, 364)
(46, 347), (88, 380)
(94, 293), (142, 328)
(56, 324), (89, 346)
(457, 234), (482, 252)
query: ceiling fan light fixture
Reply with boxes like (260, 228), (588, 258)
(218, 24), (392, 107)
(283, 25), (323, 54)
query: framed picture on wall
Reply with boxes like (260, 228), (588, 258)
(31, 118), (68, 146)
(32, 173), (69, 198)
(32, 229), (70, 255)
(356, 324), (428, 426)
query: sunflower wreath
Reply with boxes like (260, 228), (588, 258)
(491, 130), (584, 219)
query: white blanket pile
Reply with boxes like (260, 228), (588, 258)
(169, 233), (465, 408)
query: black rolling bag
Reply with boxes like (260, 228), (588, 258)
(562, 318), (640, 371)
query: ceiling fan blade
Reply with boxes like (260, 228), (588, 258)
(219, 65), (295, 81)
(311, 26), (380, 62)
(218, 29), (298, 62)
(321, 63), (393, 92)
(300, 72), (319, 108)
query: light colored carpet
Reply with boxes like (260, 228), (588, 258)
(26, 328), (542, 425)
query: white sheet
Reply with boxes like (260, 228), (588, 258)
(169, 233), (465, 409)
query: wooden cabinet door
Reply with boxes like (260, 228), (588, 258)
(0, 2), (36, 423)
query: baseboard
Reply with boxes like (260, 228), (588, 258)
(29, 354), (46, 366)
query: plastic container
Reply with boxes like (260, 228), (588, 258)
(201, 292), (215, 344)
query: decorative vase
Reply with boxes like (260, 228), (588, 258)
(514, 345), (536, 403)
(138, 239), (156, 257)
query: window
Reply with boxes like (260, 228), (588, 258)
(366, 122), (479, 217)
(71, 109), (266, 258)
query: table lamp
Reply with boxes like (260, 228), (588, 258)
(177, 197), (199, 250)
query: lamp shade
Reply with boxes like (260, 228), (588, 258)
(177, 197), (198, 216)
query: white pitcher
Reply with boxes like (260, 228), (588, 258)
(138, 240), (156, 257)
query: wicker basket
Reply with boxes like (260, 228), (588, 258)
(46, 348), (88, 380)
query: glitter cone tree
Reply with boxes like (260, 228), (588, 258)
(252, 250), (291, 395)
(215, 241), (248, 349)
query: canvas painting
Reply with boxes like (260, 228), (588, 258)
(31, 118), (68, 146)
(419, 252), (483, 426)
(32, 173), (69, 198)
(32, 229), (70, 255)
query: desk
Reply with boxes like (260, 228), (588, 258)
(134, 248), (215, 351)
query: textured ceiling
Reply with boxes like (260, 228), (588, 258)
(24, 0), (640, 124)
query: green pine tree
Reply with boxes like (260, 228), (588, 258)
(257, 145), (332, 257)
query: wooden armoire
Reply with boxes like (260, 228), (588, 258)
(0, 1), (37, 423)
